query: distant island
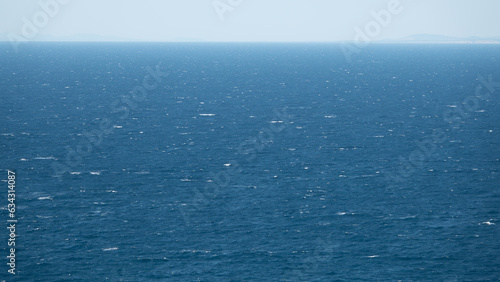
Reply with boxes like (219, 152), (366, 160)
(379, 34), (500, 44)
(0, 32), (499, 44)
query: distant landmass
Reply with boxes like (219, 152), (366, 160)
(0, 32), (498, 43)
(0, 32), (134, 42)
(36, 33), (135, 42)
(380, 34), (500, 44)
(0, 32), (207, 42)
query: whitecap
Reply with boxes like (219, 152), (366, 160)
(399, 215), (417, 220)
(480, 221), (495, 225)
(70, 172), (81, 175)
(103, 247), (118, 251)
(37, 196), (53, 200)
(33, 156), (57, 160)
(89, 171), (101, 175)
(180, 249), (211, 253)
(199, 114), (216, 117)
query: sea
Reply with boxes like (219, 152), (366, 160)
(0, 42), (499, 281)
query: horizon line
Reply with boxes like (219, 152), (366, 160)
(1, 40), (500, 44)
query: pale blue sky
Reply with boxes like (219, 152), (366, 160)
(1, 0), (499, 42)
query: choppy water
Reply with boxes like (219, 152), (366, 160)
(1, 43), (499, 281)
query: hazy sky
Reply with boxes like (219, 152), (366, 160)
(1, 0), (499, 42)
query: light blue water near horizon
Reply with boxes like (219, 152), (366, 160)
(0, 43), (499, 281)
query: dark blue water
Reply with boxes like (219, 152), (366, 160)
(1, 43), (499, 281)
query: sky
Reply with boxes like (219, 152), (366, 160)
(1, 0), (500, 42)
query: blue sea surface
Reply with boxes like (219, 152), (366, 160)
(1, 43), (499, 281)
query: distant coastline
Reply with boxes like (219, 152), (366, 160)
(1, 33), (499, 44)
